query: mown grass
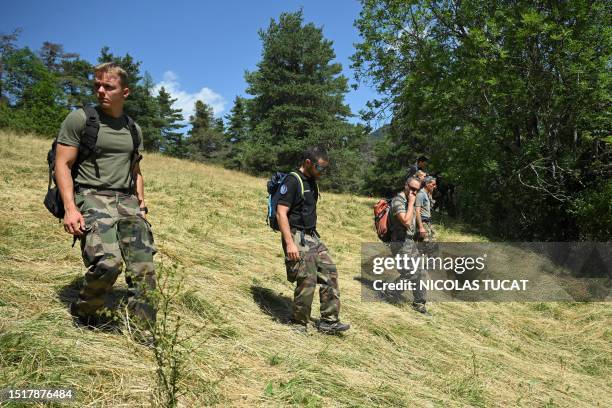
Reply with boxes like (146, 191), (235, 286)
(0, 131), (610, 407)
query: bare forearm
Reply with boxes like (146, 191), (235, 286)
(277, 211), (293, 245)
(56, 163), (77, 212)
(135, 172), (145, 206)
(415, 208), (424, 230)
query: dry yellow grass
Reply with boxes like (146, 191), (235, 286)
(0, 131), (610, 407)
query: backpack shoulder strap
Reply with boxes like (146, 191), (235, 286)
(124, 114), (142, 194)
(76, 105), (101, 178)
(124, 114), (140, 152)
(289, 171), (304, 198)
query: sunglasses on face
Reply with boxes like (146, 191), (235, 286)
(314, 163), (328, 173)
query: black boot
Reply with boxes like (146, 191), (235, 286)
(317, 320), (350, 334)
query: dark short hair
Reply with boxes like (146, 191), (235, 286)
(405, 176), (421, 186)
(303, 145), (329, 163)
(417, 156), (429, 162)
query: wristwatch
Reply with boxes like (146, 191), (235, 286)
(140, 206), (148, 214)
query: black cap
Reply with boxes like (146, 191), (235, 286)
(417, 156), (429, 162)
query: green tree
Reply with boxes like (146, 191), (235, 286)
(157, 86), (184, 156)
(213, 117), (224, 134)
(186, 100), (223, 160)
(221, 96), (250, 169)
(0, 28), (22, 104)
(138, 72), (163, 152)
(243, 10), (354, 174)
(225, 96), (248, 143)
(39, 41), (93, 108)
(2, 47), (67, 136)
(60, 57), (94, 108)
(353, 0), (611, 240)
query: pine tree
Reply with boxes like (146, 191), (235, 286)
(186, 100), (223, 160)
(213, 117), (224, 134)
(60, 57), (93, 108)
(0, 28), (22, 104)
(157, 86), (184, 156)
(39, 42), (92, 108)
(225, 95), (248, 143)
(243, 10), (352, 174)
(190, 100), (214, 134)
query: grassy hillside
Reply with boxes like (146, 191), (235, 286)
(0, 131), (610, 407)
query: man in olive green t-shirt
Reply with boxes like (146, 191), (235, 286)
(55, 62), (157, 334)
(57, 107), (144, 190)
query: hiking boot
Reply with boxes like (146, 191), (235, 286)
(70, 302), (119, 331)
(412, 302), (431, 316)
(317, 320), (351, 335)
(70, 302), (99, 327)
(289, 320), (308, 334)
(381, 288), (404, 304)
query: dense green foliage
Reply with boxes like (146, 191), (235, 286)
(352, 0), (611, 240)
(241, 10), (368, 191)
(0, 34), (68, 135)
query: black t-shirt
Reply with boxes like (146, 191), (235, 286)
(277, 170), (319, 230)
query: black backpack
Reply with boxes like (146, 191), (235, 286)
(266, 171), (304, 231)
(44, 106), (140, 219)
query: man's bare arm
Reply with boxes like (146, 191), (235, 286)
(55, 144), (85, 235)
(133, 162), (147, 217)
(415, 206), (426, 236)
(277, 204), (299, 261)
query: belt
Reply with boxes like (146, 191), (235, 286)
(290, 227), (319, 237)
(290, 227), (319, 246)
(76, 184), (133, 195)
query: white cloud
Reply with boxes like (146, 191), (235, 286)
(153, 70), (226, 122)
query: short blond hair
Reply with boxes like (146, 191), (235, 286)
(94, 62), (128, 88)
(415, 170), (426, 179)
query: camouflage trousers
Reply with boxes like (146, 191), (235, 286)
(415, 221), (436, 242)
(283, 230), (340, 325)
(74, 189), (157, 324)
(415, 221), (437, 255)
(389, 239), (427, 305)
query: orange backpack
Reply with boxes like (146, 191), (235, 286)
(373, 198), (392, 242)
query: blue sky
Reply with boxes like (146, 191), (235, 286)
(2, 0), (382, 126)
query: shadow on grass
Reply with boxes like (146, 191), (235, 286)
(56, 275), (131, 310)
(56, 275), (131, 331)
(250, 285), (293, 324)
(353, 276), (408, 305)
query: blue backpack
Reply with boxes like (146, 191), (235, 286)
(266, 171), (304, 231)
